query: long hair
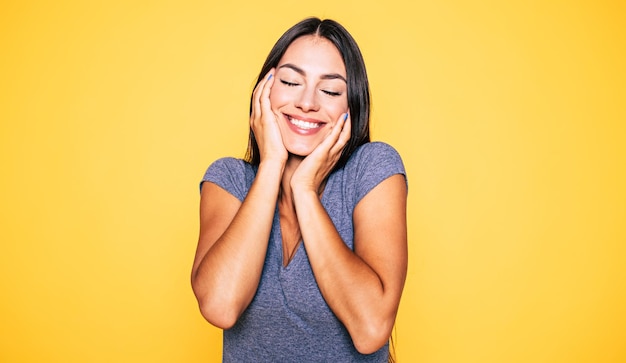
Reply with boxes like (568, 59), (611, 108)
(244, 17), (371, 170)
(389, 331), (397, 363)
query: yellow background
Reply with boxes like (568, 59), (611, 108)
(1, 1), (624, 362)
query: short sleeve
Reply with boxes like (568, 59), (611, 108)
(199, 157), (255, 202)
(352, 142), (407, 204)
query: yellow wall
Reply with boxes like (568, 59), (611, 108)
(1, 1), (624, 362)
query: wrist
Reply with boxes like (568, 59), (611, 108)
(290, 182), (319, 198)
(257, 158), (285, 177)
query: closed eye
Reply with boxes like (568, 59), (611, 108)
(280, 79), (299, 87)
(322, 90), (342, 97)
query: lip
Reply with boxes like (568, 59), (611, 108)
(283, 113), (326, 135)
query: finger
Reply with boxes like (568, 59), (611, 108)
(338, 112), (351, 144)
(324, 112), (348, 144)
(315, 120), (342, 155)
(251, 70), (274, 124)
(259, 71), (275, 116)
(329, 112), (351, 154)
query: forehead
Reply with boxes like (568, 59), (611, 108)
(278, 35), (346, 77)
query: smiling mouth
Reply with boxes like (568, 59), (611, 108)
(288, 116), (322, 130)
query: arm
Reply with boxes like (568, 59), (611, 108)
(191, 70), (286, 328)
(290, 114), (408, 353)
(290, 115), (408, 353)
(293, 174), (408, 354)
(191, 160), (283, 329)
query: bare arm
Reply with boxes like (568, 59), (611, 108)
(191, 70), (286, 328)
(289, 114), (408, 353)
(293, 174), (408, 354)
(191, 160), (283, 328)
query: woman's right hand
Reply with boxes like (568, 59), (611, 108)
(191, 71), (287, 328)
(250, 70), (287, 164)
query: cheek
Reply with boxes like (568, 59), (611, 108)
(334, 93), (349, 111)
(269, 85), (289, 110)
(326, 98), (349, 120)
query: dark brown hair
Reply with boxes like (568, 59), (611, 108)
(244, 17), (371, 169)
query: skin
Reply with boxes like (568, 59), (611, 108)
(191, 35), (408, 354)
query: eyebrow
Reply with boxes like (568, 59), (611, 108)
(278, 63), (347, 83)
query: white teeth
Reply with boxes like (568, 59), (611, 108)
(289, 117), (321, 130)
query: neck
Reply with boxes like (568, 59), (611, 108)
(277, 155), (303, 266)
(278, 155), (303, 208)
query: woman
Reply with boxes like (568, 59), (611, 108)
(191, 17), (408, 362)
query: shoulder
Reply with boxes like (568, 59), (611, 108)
(341, 142), (407, 203)
(345, 142), (406, 180)
(205, 157), (251, 174)
(349, 142), (404, 167)
(199, 157), (256, 201)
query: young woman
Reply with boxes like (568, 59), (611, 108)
(191, 17), (408, 362)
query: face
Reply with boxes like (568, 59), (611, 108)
(270, 35), (349, 156)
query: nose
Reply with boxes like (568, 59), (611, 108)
(295, 86), (319, 112)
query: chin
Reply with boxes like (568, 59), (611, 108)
(286, 146), (313, 157)
(284, 141), (318, 157)
(281, 134), (321, 157)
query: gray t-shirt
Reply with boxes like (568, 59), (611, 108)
(201, 142), (407, 362)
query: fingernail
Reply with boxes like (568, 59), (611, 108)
(343, 113), (349, 121)
(268, 74), (273, 80)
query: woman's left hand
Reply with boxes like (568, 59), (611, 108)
(290, 112), (351, 194)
